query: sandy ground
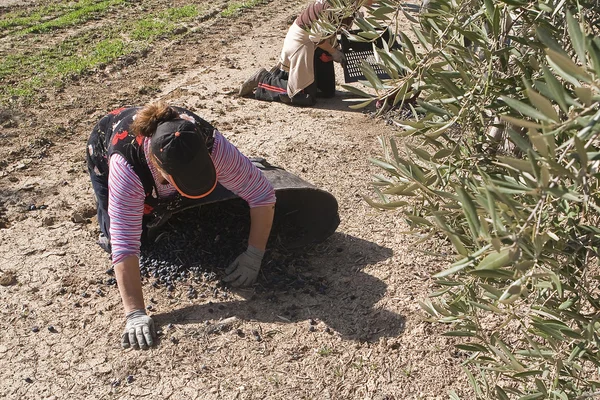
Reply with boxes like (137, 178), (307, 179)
(0, 0), (470, 399)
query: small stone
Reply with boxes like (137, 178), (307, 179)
(24, 377), (33, 383)
(170, 337), (179, 344)
(28, 204), (36, 211)
(31, 326), (39, 333)
(309, 326), (316, 332)
(38, 205), (47, 210)
(308, 318), (316, 326)
(325, 327), (332, 334)
(81, 292), (89, 298)
(126, 375), (134, 384)
(111, 379), (120, 387)
(146, 304), (153, 311)
(48, 325), (58, 333)
(167, 323), (174, 330)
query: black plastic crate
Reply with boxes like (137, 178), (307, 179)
(340, 28), (399, 83)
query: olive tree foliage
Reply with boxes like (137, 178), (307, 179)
(314, 0), (600, 398)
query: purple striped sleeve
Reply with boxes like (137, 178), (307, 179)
(108, 154), (145, 264)
(211, 131), (276, 208)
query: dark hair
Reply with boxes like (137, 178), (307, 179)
(131, 101), (179, 137)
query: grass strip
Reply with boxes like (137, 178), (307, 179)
(132, 5), (199, 40)
(0, 0), (124, 34)
(21, 0), (126, 34)
(220, 0), (268, 17)
(0, 1), (68, 31)
(0, 4), (201, 104)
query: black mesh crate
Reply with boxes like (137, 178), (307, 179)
(340, 28), (399, 83)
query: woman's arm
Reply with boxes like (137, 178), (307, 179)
(114, 255), (145, 313)
(248, 204), (276, 251)
(108, 155), (155, 349)
(210, 131), (276, 286)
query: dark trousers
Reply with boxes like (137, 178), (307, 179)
(255, 48), (336, 106)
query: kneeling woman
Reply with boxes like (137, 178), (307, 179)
(86, 101), (276, 350)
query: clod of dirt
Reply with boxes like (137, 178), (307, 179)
(71, 213), (86, 223)
(42, 217), (55, 226)
(0, 270), (17, 286)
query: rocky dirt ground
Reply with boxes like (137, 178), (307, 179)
(0, 0), (471, 398)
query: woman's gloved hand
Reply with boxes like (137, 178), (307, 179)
(330, 48), (346, 64)
(223, 245), (265, 287)
(122, 309), (156, 350)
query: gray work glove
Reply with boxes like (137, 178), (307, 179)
(122, 309), (156, 350)
(222, 245), (265, 287)
(330, 48), (346, 64)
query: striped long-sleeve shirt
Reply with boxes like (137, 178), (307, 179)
(108, 130), (276, 264)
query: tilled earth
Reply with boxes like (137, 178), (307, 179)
(0, 0), (471, 399)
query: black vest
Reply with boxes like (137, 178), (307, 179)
(103, 106), (216, 221)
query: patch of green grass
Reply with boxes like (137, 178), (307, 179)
(54, 38), (128, 75)
(0, 0), (125, 34)
(0, 4), (204, 105)
(0, 3), (65, 31)
(220, 0), (266, 18)
(131, 5), (199, 40)
(0, 33), (131, 101)
(21, 0), (126, 34)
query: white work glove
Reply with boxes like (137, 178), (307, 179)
(330, 48), (346, 64)
(222, 245), (264, 287)
(122, 309), (156, 350)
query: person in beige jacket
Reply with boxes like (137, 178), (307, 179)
(239, 0), (372, 106)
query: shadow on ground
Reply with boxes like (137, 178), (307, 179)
(148, 223), (403, 342)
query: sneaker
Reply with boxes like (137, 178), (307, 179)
(238, 67), (268, 97)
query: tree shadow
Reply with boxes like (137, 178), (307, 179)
(312, 90), (377, 113)
(144, 201), (403, 342)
